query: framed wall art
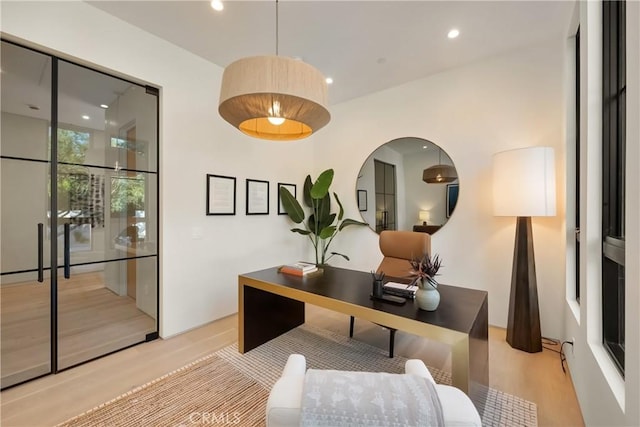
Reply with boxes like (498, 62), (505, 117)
(446, 183), (459, 218)
(246, 179), (269, 215)
(357, 189), (368, 211)
(206, 174), (236, 215)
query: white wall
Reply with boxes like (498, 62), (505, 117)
(562, 1), (640, 425)
(1, 1), (314, 337)
(313, 39), (568, 338)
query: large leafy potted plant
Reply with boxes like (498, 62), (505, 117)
(279, 169), (368, 266)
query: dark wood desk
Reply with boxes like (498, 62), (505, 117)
(238, 266), (488, 411)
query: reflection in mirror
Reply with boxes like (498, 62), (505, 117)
(356, 137), (459, 234)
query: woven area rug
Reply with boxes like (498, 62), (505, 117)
(56, 353), (268, 427)
(58, 324), (537, 427)
(216, 325), (538, 427)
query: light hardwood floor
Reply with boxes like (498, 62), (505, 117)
(1, 273), (155, 388)
(0, 305), (584, 427)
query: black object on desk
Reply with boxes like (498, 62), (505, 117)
(412, 224), (442, 234)
(372, 279), (384, 298)
(370, 293), (406, 305)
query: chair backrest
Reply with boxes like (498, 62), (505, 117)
(377, 230), (431, 278)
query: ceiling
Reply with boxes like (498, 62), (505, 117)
(87, 0), (575, 105)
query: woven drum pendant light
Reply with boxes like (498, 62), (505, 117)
(422, 148), (458, 183)
(218, 1), (330, 141)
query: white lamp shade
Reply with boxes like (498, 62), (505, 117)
(419, 210), (431, 222)
(492, 146), (556, 217)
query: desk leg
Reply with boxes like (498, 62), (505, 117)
(238, 284), (305, 353)
(469, 298), (489, 416)
(451, 298), (489, 416)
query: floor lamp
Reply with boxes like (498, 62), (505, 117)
(492, 147), (556, 353)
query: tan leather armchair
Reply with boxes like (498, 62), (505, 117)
(377, 230), (431, 277)
(349, 230), (432, 357)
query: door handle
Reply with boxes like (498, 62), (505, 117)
(64, 223), (70, 279)
(37, 223), (44, 283)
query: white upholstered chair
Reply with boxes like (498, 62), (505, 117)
(266, 354), (482, 427)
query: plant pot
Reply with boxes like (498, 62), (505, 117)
(416, 285), (440, 311)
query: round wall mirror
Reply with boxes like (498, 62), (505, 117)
(355, 137), (459, 235)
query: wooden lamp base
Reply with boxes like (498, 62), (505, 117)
(506, 216), (542, 353)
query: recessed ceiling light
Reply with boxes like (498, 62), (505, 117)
(325, 77), (333, 84)
(448, 29), (460, 39)
(211, 0), (223, 11)
(423, 145), (428, 149)
(82, 115), (90, 120)
(100, 104), (109, 109)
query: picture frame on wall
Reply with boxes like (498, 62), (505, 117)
(246, 179), (269, 215)
(446, 183), (459, 218)
(206, 174), (236, 215)
(357, 190), (368, 211)
(277, 183), (297, 215)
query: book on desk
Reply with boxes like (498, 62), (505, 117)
(279, 262), (318, 276)
(383, 281), (418, 299)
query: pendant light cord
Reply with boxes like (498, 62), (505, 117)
(275, 0), (279, 56)
(272, 0), (279, 116)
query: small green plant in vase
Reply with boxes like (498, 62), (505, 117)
(279, 169), (368, 266)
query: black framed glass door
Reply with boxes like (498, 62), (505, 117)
(1, 41), (159, 388)
(54, 59), (159, 370)
(374, 160), (397, 232)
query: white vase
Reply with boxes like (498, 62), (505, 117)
(416, 280), (440, 311)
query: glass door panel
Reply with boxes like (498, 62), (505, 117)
(56, 54), (159, 371)
(1, 159), (53, 272)
(374, 160), (397, 232)
(55, 166), (158, 266)
(1, 40), (159, 387)
(0, 272), (51, 388)
(0, 42), (52, 161)
(1, 41), (53, 388)
(57, 257), (157, 370)
(57, 60), (158, 173)
(109, 171), (158, 259)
